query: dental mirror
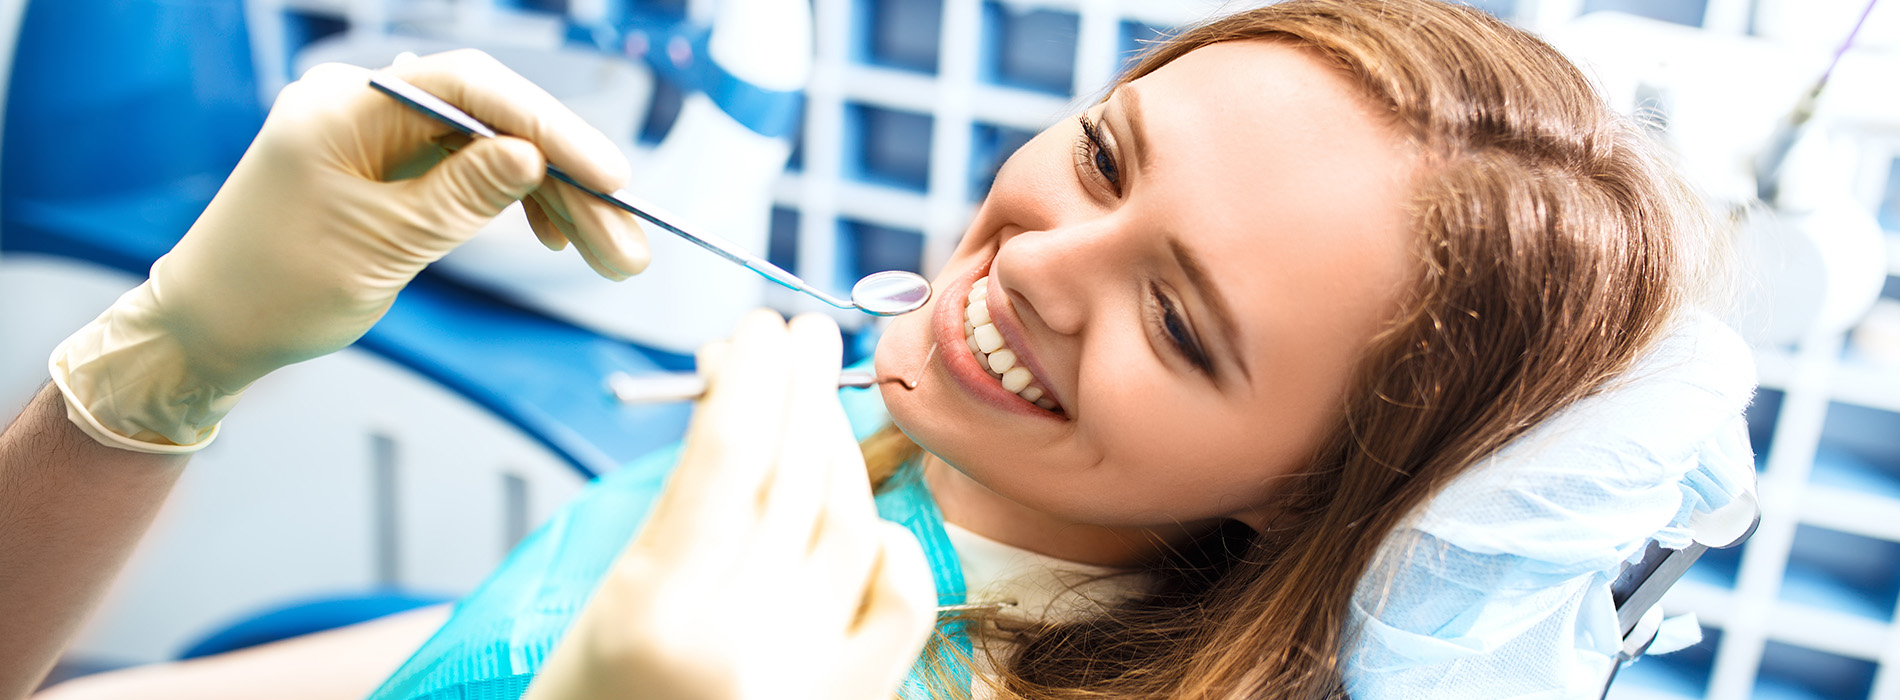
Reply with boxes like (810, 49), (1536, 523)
(850, 270), (934, 316)
(367, 72), (933, 316)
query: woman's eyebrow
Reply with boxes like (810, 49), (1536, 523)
(1169, 236), (1250, 382)
(1119, 85), (1154, 174)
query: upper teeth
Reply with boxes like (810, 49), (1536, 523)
(964, 277), (1062, 412)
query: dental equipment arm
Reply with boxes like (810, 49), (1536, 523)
(0, 386), (187, 700)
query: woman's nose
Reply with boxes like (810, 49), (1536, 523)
(991, 219), (1129, 337)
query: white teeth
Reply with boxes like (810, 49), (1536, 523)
(987, 348), (1017, 373)
(967, 301), (991, 326)
(1001, 367), (1033, 393)
(973, 324), (1005, 353)
(961, 276), (1062, 413)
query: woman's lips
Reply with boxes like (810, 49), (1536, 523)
(932, 254), (1067, 420)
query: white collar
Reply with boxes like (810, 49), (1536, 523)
(944, 521), (1155, 630)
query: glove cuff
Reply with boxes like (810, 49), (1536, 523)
(47, 283), (244, 454)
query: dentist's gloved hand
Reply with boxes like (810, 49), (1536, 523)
(524, 311), (937, 700)
(49, 50), (648, 453)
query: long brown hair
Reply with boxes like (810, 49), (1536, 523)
(867, 1), (1716, 697)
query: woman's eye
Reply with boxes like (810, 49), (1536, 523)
(1074, 115), (1123, 197)
(1153, 284), (1212, 372)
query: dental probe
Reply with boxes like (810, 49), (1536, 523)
(607, 369), (916, 404)
(367, 73), (933, 316)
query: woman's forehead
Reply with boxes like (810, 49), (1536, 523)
(1123, 40), (1418, 392)
(1123, 41), (1401, 182)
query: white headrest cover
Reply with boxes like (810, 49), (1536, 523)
(1344, 311), (1757, 698)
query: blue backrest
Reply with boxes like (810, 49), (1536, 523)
(2, 0), (263, 269)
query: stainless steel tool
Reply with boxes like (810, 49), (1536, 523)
(606, 369), (885, 404)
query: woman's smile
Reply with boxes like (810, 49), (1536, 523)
(928, 250), (1070, 421)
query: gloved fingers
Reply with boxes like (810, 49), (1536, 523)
(375, 51), (649, 281)
(754, 314), (846, 559)
(521, 195), (570, 251)
(812, 430), (880, 556)
(273, 62), (370, 131)
(861, 523), (937, 636)
(402, 135), (546, 241)
(804, 501), (885, 633)
(568, 224), (631, 281)
(817, 377), (880, 526)
(558, 184), (651, 277)
(527, 187), (583, 249)
(805, 435), (885, 598)
(524, 185), (625, 281)
(274, 62), (456, 180)
(696, 340), (731, 377)
(530, 180), (638, 281)
(267, 62), (397, 172)
(639, 339), (731, 539)
(297, 60), (371, 87)
(835, 524), (938, 698)
(530, 171), (577, 223)
(670, 310), (794, 530)
(384, 49), (631, 194)
(807, 405), (888, 632)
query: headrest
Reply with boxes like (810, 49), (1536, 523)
(1344, 311), (1758, 698)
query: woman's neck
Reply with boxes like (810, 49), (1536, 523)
(921, 454), (1207, 568)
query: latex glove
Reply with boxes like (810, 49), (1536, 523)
(48, 50), (648, 453)
(524, 311), (938, 700)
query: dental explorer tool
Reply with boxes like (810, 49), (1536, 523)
(367, 73), (934, 316)
(606, 369), (914, 404)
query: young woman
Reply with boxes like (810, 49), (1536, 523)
(852, 1), (1741, 695)
(33, 1), (1752, 698)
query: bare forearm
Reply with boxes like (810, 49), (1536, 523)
(0, 384), (189, 700)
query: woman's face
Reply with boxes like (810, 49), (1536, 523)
(876, 40), (1418, 554)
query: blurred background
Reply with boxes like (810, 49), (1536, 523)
(1, 0), (1898, 698)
